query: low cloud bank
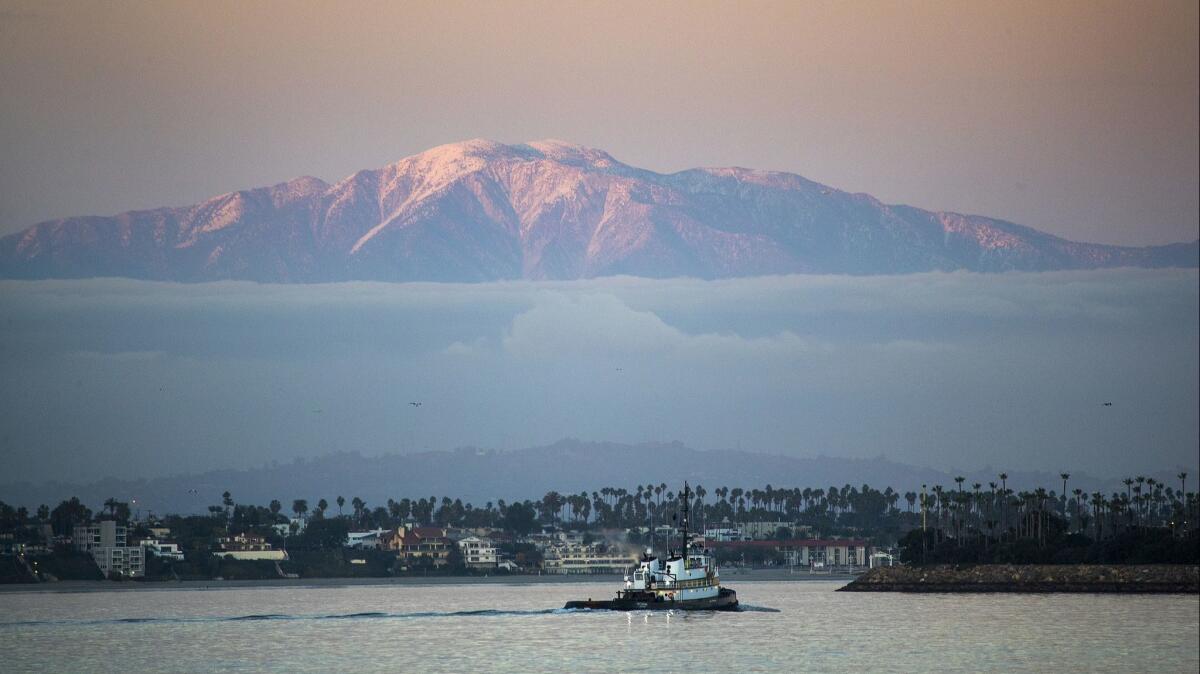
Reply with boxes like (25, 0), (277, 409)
(1, 269), (1196, 483)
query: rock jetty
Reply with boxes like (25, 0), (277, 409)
(838, 564), (1199, 593)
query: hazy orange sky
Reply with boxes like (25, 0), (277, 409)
(1, 0), (1196, 245)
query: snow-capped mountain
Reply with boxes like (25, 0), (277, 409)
(2, 139), (1196, 282)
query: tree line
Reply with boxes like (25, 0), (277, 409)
(4, 471), (1194, 549)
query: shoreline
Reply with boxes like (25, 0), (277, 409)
(838, 564), (1200, 594)
(0, 567), (856, 594)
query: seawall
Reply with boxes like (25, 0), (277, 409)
(838, 564), (1199, 593)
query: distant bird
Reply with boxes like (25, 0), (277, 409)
(410, 401), (422, 407)
(615, 368), (623, 372)
(312, 409), (323, 414)
(1102, 402), (1113, 407)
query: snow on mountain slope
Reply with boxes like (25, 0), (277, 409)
(2, 139), (1195, 282)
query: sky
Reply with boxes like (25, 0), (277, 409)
(0, 2), (1197, 489)
(0, 0), (1197, 246)
(2, 269), (1197, 484)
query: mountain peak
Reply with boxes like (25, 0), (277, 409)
(1, 140), (1196, 282)
(395, 138), (626, 172)
(524, 139), (623, 168)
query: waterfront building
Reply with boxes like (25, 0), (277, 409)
(542, 544), (639, 575)
(702, 527), (746, 542)
(385, 525), (452, 568)
(706, 538), (871, 568)
(213, 533), (287, 561)
(137, 538), (185, 562)
(345, 528), (388, 549)
(72, 521), (144, 578)
(457, 536), (498, 569)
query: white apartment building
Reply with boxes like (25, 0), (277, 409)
(94, 546), (145, 578)
(457, 537), (498, 569)
(138, 539), (185, 562)
(542, 545), (639, 575)
(703, 527), (746, 542)
(212, 533), (287, 561)
(73, 521), (144, 578)
(345, 528), (388, 549)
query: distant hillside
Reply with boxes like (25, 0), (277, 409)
(0, 439), (1177, 516)
(2, 139), (1195, 282)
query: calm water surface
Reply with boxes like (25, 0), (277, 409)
(1, 580), (1197, 672)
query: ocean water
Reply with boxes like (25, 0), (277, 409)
(1, 580), (1197, 673)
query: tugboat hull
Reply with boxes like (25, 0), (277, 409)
(564, 588), (738, 611)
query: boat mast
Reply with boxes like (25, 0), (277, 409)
(679, 482), (690, 557)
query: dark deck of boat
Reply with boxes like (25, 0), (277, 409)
(564, 587), (738, 611)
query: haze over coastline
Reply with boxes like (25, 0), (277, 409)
(1, 269), (1195, 485)
(2, 440), (1194, 516)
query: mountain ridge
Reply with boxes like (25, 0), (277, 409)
(3, 139), (1196, 282)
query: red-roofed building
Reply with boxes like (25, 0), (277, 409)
(384, 525), (452, 568)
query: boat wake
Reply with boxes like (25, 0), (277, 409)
(736, 604), (782, 613)
(0, 604), (784, 628)
(0, 608), (587, 628)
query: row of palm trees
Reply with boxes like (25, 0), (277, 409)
(8, 470), (1195, 552)
(913, 472), (1196, 547)
(217, 471), (1194, 546)
(222, 483), (908, 536)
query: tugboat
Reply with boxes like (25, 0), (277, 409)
(563, 483), (739, 611)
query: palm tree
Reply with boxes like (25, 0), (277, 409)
(1098, 493), (1110, 533)
(1059, 473), (1070, 515)
(292, 499), (308, 519)
(1175, 472), (1190, 534)
(1122, 478), (1134, 526)
(998, 473), (1008, 537)
(337, 495), (345, 517)
(1071, 488), (1084, 531)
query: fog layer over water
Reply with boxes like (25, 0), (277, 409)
(1, 269), (1195, 483)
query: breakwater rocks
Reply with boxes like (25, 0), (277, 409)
(838, 564), (1199, 593)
